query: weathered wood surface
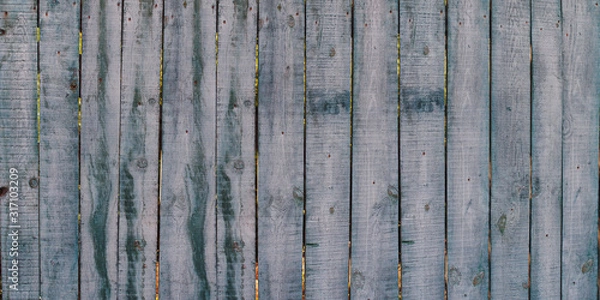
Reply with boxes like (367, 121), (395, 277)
(350, 0), (398, 299)
(159, 0), (218, 299)
(2, 0), (600, 298)
(561, 1), (600, 298)
(446, 0), (490, 298)
(257, 0), (305, 298)
(399, 0), (446, 298)
(38, 0), (80, 298)
(530, 0), (562, 298)
(0, 1), (39, 299)
(304, 0), (352, 298)
(118, 0), (161, 298)
(490, 0), (531, 298)
(216, 0), (257, 298)
(80, 0), (121, 299)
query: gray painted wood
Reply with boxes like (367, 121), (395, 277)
(350, 1), (398, 299)
(561, 1), (600, 298)
(257, 0), (304, 298)
(305, 0), (351, 298)
(490, 0), (530, 298)
(399, 0), (446, 298)
(0, 1), (39, 299)
(80, 0), (121, 298)
(216, 0), (257, 298)
(118, 0), (161, 299)
(38, 0), (80, 298)
(446, 0), (490, 299)
(159, 0), (218, 298)
(530, 0), (562, 298)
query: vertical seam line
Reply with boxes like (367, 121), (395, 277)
(348, 0), (354, 298)
(302, 0), (307, 299)
(156, 0), (166, 298)
(487, 0), (493, 297)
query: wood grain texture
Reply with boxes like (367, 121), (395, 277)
(490, 0), (530, 298)
(38, 0), (80, 298)
(446, 0), (490, 298)
(399, 0), (446, 298)
(118, 0), (161, 298)
(159, 0), (218, 298)
(0, 1), (39, 298)
(257, 0), (305, 298)
(561, 1), (600, 298)
(216, 0), (257, 298)
(305, 0), (352, 298)
(80, 0), (121, 298)
(350, 0), (398, 299)
(530, 0), (562, 298)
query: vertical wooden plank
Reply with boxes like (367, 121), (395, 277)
(446, 0), (490, 298)
(0, 0), (39, 299)
(38, 0), (79, 298)
(216, 0), (257, 298)
(399, 0), (446, 297)
(118, 0), (161, 298)
(530, 0), (562, 298)
(350, 1), (398, 299)
(561, 0), (600, 298)
(159, 0), (218, 298)
(80, 0), (121, 298)
(490, 0), (530, 298)
(257, 0), (304, 298)
(305, 0), (351, 298)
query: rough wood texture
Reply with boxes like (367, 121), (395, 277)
(561, 1), (600, 298)
(399, 0), (446, 298)
(39, 0), (80, 298)
(0, 1), (39, 299)
(80, 0), (121, 298)
(118, 0), (161, 298)
(490, 0), (530, 298)
(257, 0), (305, 298)
(446, 0), (490, 298)
(350, 1), (398, 299)
(530, 0), (562, 298)
(159, 0), (218, 298)
(216, 0), (257, 298)
(304, 0), (351, 298)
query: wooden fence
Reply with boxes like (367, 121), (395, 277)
(0, 0), (599, 299)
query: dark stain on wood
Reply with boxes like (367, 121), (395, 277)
(138, 0), (154, 19)
(531, 176), (540, 197)
(88, 2), (112, 297)
(193, 0), (205, 84)
(292, 187), (304, 205)
(121, 85), (148, 298)
(472, 271), (485, 286)
(217, 88), (244, 297)
(233, 0), (249, 20)
(581, 259), (594, 274)
(88, 131), (112, 300)
(217, 163), (239, 297)
(186, 3), (212, 295)
(401, 88), (444, 114)
(185, 158), (211, 299)
(121, 166), (139, 298)
(497, 214), (507, 235)
(307, 90), (350, 115)
(186, 51), (213, 300)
